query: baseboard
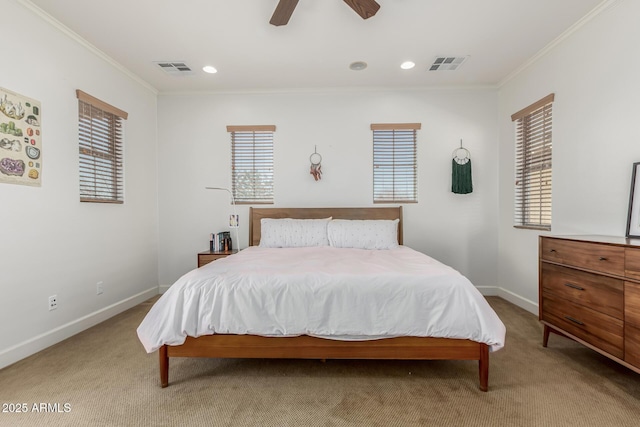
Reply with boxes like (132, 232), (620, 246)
(496, 288), (538, 315)
(478, 285), (538, 315)
(0, 287), (159, 370)
(159, 284), (171, 294)
(476, 286), (499, 296)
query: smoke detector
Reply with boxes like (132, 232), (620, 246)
(429, 56), (468, 71)
(349, 61), (368, 71)
(154, 62), (195, 76)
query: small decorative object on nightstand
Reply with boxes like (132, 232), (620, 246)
(198, 249), (238, 268)
(205, 186), (240, 251)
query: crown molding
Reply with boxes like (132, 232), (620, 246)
(17, 0), (158, 95)
(498, 0), (620, 88)
(158, 84), (499, 97)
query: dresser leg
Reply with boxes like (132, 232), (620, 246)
(543, 325), (550, 347)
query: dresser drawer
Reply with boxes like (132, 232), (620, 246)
(197, 250), (237, 267)
(540, 263), (623, 319)
(541, 238), (624, 276)
(625, 282), (640, 328)
(625, 248), (640, 280)
(625, 324), (640, 368)
(541, 292), (623, 358)
(199, 255), (221, 267)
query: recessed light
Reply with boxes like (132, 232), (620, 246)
(202, 65), (218, 74)
(349, 61), (368, 71)
(400, 61), (415, 70)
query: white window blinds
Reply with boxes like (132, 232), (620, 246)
(372, 123), (420, 203)
(227, 125), (275, 204)
(77, 90), (128, 204)
(511, 94), (554, 230)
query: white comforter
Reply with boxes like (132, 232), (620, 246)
(137, 246), (506, 353)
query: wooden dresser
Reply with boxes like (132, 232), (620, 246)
(539, 235), (640, 373)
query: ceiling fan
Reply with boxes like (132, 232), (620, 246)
(270, 0), (380, 26)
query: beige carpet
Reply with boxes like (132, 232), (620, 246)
(1, 296), (639, 426)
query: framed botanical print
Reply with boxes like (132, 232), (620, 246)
(0, 87), (42, 187)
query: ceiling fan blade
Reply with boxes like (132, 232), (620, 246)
(343, 0), (380, 20)
(270, 0), (299, 26)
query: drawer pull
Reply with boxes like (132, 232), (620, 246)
(599, 257), (608, 261)
(549, 249), (557, 253)
(564, 283), (585, 291)
(564, 316), (584, 326)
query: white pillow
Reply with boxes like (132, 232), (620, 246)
(327, 219), (399, 250)
(259, 218), (331, 248)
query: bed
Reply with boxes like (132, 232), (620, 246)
(138, 207), (505, 391)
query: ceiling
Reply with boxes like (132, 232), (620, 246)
(25, 0), (606, 93)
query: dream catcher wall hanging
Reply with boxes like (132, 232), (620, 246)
(310, 146), (322, 181)
(452, 139), (473, 194)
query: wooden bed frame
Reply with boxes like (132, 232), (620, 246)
(159, 206), (490, 391)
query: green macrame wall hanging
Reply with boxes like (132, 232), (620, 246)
(452, 140), (473, 194)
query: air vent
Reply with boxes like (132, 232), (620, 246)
(154, 62), (195, 76)
(429, 56), (468, 71)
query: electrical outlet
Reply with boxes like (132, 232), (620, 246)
(48, 295), (57, 311)
(96, 281), (104, 295)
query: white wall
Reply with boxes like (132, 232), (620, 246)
(5, 0), (627, 370)
(497, 0), (640, 312)
(0, 0), (159, 368)
(157, 89), (500, 291)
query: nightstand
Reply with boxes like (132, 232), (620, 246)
(197, 249), (238, 267)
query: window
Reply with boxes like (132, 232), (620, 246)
(372, 123), (420, 203)
(511, 93), (554, 230)
(227, 125), (275, 204)
(77, 90), (128, 203)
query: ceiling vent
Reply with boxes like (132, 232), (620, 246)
(429, 56), (468, 71)
(154, 62), (195, 76)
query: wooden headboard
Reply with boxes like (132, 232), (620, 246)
(249, 207), (403, 247)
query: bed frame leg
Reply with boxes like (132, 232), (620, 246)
(160, 345), (169, 388)
(479, 343), (489, 392)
